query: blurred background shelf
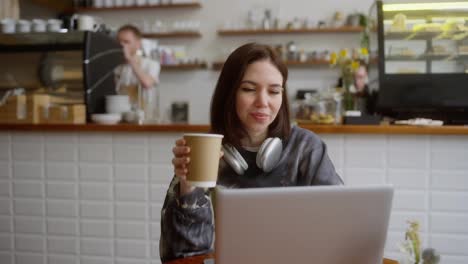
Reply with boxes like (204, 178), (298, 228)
(383, 30), (467, 40)
(454, 54), (468, 61)
(161, 62), (207, 70)
(218, 26), (364, 36)
(386, 54), (456, 61)
(72, 2), (202, 13)
(285, 59), (331, 66)
(212, 59), (331, 70)
(386, 55), (424, 61)
(213, 58), (377, 70)
(142, 31), (201, 38)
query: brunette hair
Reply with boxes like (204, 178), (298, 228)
(117, 24), (142, 39)
(210, 43), (291, 147)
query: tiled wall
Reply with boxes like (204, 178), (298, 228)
(321, 134), (468, 264)
(0, 132), (175, 264)
(0, 131), (467, 264)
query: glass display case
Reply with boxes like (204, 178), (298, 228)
(376, 1), (468, 124)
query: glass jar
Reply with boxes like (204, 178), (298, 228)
(293, 91), (318, 123)
(293, 89), (343, 124)
(141, 85), (160, 124)
(315, 90), (336, 124)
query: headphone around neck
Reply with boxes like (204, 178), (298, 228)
(221, 137), (283, 175)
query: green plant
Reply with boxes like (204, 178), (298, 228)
(405, 220), (421, 264)
(359, 13), (370, 50)
(400, 221), (421, 264)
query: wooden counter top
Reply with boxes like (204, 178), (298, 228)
(1, 123), (468, 135)
(0, 123), (210, 133)
(300, 124), (468, 135)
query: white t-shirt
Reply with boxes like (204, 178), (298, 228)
(114, 57), (161, 120)
(114, 56), (161, 92)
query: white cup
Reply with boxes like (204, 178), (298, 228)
(93, 0), (104, 7)
(106, 95), (131, 114)
(123, 111), (137, 123)
(0, 18), (16, 33)
(72, 15), (100, 31)
(47, 19), (62, 32)
(147, 0), (159, 5)
(104, 0), (114, 7)
(32, 19), (47, 32)
(16, 20), (31, 33)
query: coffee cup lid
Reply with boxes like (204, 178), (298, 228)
(184, 133), (224, 138)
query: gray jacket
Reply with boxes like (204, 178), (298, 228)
(159, 126), (343, 262)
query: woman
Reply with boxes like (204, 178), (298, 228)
(159, 43), (343, 262)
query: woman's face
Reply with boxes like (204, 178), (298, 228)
(235, 60), (283, 137)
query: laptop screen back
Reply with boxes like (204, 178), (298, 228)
(215, 185), (394, 264)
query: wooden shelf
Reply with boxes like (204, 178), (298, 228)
(31, 0), (72, 12)
(213, 57), (378, 70)
(212, 61), (224, 70)
(142, 31), (201, 38)
(218, 26), (364, 36)
(212, 59), (331, 70)
(285, 59), (331, 66)
(161, 63), (207, 70)
(73, 2), (201, 12)
(2, 123), (468, 135)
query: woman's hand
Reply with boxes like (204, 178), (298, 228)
(172, 137), (225, 196)
(172, 138), (195, 196)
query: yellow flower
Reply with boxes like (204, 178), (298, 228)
(329, 52), (337, 65)
(351, 61), (360, 70)
(360, 47), (369, 56)
(339, 49), (348, 59)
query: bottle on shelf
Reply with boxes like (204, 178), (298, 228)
(262, 9), (272, 30)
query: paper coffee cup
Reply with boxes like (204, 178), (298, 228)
(184, 133), (224, 188)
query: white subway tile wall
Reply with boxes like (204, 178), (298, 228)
(14, 199), (43, 217)
(46, 163), (78, 181)
(45, 143), (77, 162)
(0, 132), (467, 264)
(81, 220), (112, 238)
(0, 216), (12, 233)
(48, 255), (76, 264)
(0, 161), (11, 178)
(15, 253), (44, 264)
(0, 233), (12, 250)
(80, 256), (113, 264)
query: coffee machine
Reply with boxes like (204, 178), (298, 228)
(0, 31), (124, 121)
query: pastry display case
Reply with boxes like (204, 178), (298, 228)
(376, 1), (468, 124)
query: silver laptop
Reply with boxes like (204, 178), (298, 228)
(213, 185), (394, 264)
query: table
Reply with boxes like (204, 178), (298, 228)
(164, 254), (399, 264)
(164, 254), (214, 264)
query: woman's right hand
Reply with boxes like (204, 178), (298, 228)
(172, 138), (195, 196)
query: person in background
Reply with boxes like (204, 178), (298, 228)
(353, 62), (378, 114)
(354, 63), (369, 96)
(114, 24), (160, 114)
(159, 43), (343, 262)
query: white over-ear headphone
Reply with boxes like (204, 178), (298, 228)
(221, 137), (283, 175)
